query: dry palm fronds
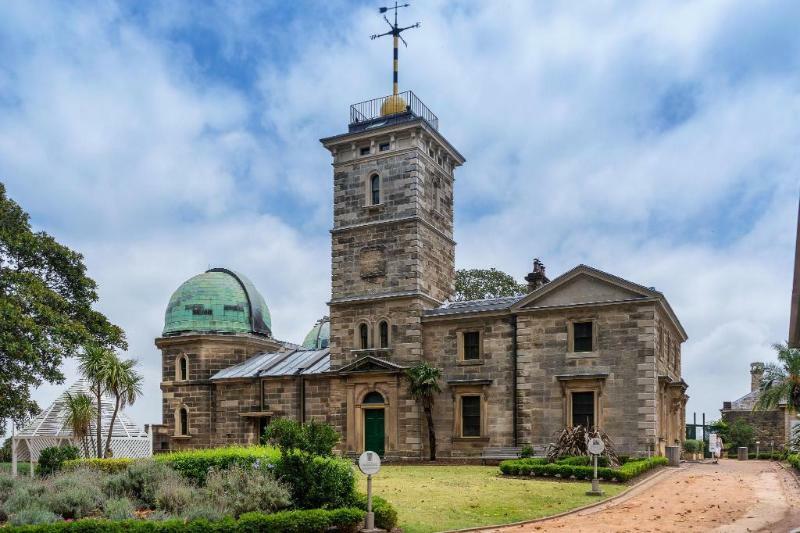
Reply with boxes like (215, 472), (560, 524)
(546, 426), (620, 467)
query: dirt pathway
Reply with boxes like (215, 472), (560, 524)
(481, 460), (800, 533)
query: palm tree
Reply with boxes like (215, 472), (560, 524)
(78, 344), (113, 458)
(406, 362), (442, 461)
(102, 357), (143, 458)
(755, 342), (800, 412)
(64, 392), (96, 458)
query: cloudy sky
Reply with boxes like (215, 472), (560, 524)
(1, 0), (798, 433)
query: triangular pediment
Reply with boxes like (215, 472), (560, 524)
(513, 265), (657, 310)
(336, 355), (406, 374)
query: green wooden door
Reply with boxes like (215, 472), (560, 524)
(364, 409), (385, 456)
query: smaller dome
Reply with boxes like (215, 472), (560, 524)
(302, 316), (330, 349)
(380, 94), (407, 116)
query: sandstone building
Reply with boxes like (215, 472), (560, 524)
(152, 92), (688, 458)
(721, 363), (800, 449)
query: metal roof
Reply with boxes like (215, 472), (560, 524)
(423, 296), (521, 317)
(211, 348), (330, 380)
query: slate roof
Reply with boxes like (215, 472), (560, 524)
(727, 389), (786, 410)
(211, 348), (330, 380)
(423, 296), (522, 317)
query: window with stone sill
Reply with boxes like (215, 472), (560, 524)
(179, 356), (188, 381)
(379, 142), (390, 152)
(463, 331), (481, 360)
(379, 320), (389, 349)
(360, 146), (370, 156)
(359, 323), (370, 349)
(461, 396), (481, 437)
(370, 174), (380, 205)
(572, 321), (594, 352)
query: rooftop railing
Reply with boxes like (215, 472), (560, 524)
(349, 90), (439, 131)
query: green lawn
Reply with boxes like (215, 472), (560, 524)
(0, 462), (32, 475)
(356, 465), (625, 533)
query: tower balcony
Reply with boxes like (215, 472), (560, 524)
(349, 91), (439, 133)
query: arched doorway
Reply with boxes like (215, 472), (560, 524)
(362, 391), (385, 456)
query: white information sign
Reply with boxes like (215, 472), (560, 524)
(587, 437), (605, 455)
(358, 451), (381, 475)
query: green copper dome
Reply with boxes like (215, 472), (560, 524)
(302, 316), (330, 349)
(163, 268), (272, 337)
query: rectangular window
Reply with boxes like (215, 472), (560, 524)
(461, 396), (481, 437)
(360, 146), (370, 156)
(463, 331), (480, 360)
(379, 142), (390, 152)
(573, 321), (593, 352)
(571, 391), (595, 428)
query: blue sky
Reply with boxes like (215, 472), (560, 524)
(1, 0), (799, 433)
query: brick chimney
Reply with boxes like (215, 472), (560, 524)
(525, 258), (550, 292)
(750, 362), (765, 392)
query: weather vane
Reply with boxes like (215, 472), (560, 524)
(370, 2), (420, 96)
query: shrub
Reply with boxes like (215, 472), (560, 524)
(103, 497), (135, 520)
(352, 493), (398, 530)
(788, 453), (800, 470)
(1, 474), (18, 503)
(64, 458), (133, 474)
(1, 508), (366, 532)
(204, 464), (292, 518)
(181, 503), (225, 522)
(265, 419), (340, 457)
(8, 505), (59, 526)
(3, 481), (47, 514)
(683, 439), (702, 454)
(154, 476), (197, 515)
(36, 446), (80, 477)
(274, 452), (356, 509)
(124, 459), (184, 506)
(520, 445), (534, 459)
(44, 468), (105, 519)
(156, 446), (281, 485)
(727, 419), (755, 450)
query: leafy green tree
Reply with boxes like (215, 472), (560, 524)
(406, 362), (442, 461)
(0, 183), (125, 433)
(264, 418), (340, 456)
(727, 419), (755, 450)
(755, 342), (800, 412)
(102, 357), (143, 458)
(64, 392), (96, 458)
(454, 268), (526, 302)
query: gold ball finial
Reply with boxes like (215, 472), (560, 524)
(380, 94), (407, 116)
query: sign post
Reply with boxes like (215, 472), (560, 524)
(358, 451), (382, 532)
(586, 437), (605, 496)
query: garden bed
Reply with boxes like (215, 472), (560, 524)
(0, 444), (396, 531)
(499, 456), (668, 482)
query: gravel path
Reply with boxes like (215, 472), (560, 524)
(480, 459), (800, 532)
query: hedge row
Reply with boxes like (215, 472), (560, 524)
(499, 456), (668, 482)
(65, 446), (283, 483)
(4, 508), (365, 532)
(724, 451), (786, 460)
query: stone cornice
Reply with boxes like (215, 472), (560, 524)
(329, 290), (442, 307)
(330, 214), (456, 246)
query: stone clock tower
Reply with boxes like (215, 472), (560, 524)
(321, 93), (465, 371)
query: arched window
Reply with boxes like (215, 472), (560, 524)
(363, 391), (385, 404)
(379, 321), (389, 349)
(179, 356), (188, 381)
(370, 175), (380, 205)
(359, 323), (369, 349)
(178, 407), (189, 436)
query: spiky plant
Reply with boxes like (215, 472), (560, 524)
(64, 392), (96, 458)
(754, 342), (800, 413)
(405, 362), (442, 461)
(546, 425), (620, 467)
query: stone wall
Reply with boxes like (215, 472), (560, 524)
(155, 334), (278, 451)
(515, 303), (660, 455)
(721, 408), (787, 449)
(422, 316), (515, 457)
